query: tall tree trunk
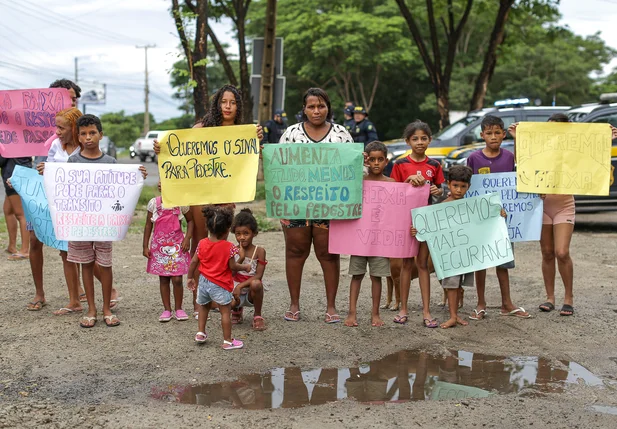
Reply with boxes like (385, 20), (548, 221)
(173, 0), (209, 120)
(395, 0), (473, 129)
(237, 12), (253, 123)
(469, 0), (515, 111)
(193, 0), (209, 120)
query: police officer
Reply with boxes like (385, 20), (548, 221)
(343, 105), (355, 133)
(350, 106), (378, 147)
(262, 109), (288, 144)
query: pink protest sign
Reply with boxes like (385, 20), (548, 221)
(0, 88), (72, 158)
(329, 181), (430, 258)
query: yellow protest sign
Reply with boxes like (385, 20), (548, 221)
(516, 122), (612, 196)
(157, 125), (259, 206)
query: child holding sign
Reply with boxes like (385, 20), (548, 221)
(143, 181), (194, 322)
(187, 205), (252, 349)
(344, 141), (393, 327)
(391, 121), (444, 327)
(411, 165), (476, 328)
(467, 115), (529, 320)
(65, 115), (147, 328)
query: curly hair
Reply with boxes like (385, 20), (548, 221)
(202, 204), (235, 238)
(49, 79), (81, 98)
(77, 114), (103, 132)
(448, 165), (473, 184)
(200, 84), (244, 127)
(232, 208), (258, 234)
(55, 107), (83, 150)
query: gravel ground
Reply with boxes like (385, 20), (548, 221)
(1, 211), (617, 428)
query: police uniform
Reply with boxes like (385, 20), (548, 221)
(262, 110), (288, 144)
(350, 106), (378, 147)
(343, 106), (355, 133)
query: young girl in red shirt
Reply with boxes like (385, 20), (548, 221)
(187, 205), (251, 350)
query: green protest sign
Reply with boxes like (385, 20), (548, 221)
(262, 143), (364, 219)
(411, 193), (514, 280)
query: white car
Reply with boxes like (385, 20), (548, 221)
(135, 130), (163, 162)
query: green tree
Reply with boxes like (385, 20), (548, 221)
(100, 111), (141, 149)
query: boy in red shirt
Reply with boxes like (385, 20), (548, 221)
(390, 121), (443, 327)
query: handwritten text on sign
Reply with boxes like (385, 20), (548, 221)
(516, 122), (612, 196)
(44, 163), (143, 241)
(157, 124), (259, 206)
(329, 182), (429, 257)
(10, 165), (67, 251)
(0, 88), (72, 157)
(466, 172), (543, 242)
(412, 193), (514, 280)
(263, 143), (364, 219)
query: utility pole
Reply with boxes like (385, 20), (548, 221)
(136, 44), (156, 134)
(258, 0), (277, 125)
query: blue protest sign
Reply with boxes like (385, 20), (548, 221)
(465, 172), (543, 242)
(10, 165), (68, 251)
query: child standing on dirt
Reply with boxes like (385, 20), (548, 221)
(344, 141), (393, 328)
(390, 121), (444, 328)
(187, 205), (251, 349)
(466, 115), (529, 321)
(143, 181), (194, 322)
(230, 208), (268, 331)
(411, 165), (476, 328)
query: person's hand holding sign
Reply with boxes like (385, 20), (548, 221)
(405, 174), (426, 186)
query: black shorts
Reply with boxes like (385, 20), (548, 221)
(1, 156), (32, 196)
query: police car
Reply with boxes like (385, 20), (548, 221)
(386, 100), (568, 176)
(441, 99), (617, 212)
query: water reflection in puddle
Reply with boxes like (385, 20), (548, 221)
(152, 350), (602, 409)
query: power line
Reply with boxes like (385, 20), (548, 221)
(0, 0), (149, 46)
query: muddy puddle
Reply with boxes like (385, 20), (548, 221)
(152, 350), (602, 409)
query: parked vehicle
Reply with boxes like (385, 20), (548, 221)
(440, 104), (617, 212)
(386, 104), (569, 175)
(99, 136), (117, 159)
(135, 130), (163, 162)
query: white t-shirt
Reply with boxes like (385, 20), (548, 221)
(147, 198), (190, 222)
(279, 122), (353, 143)
(46, 138), (80, 163)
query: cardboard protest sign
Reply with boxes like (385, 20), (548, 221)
(430, 381), (492, 401)
(466, 172), (543, 242)
(329, 182), (429, 257)
(10, 165), (67, 251)
(262, 143), (364, 219)
(0, 88), (72, 157)
(412, 193), (514, 280)
(516, 122), (612, 195)
(44, 163), (143, 241)
(157, 125), (259, 207)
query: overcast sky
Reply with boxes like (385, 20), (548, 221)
(0, 0), (615, 122)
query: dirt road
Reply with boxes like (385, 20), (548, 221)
(1, 218), (617, 428)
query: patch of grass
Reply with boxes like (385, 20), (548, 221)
(138, 185), (158, 209)
(255, 213), (277, 232)
(0, 216), (7, 234)
(255, 181), (266, 201)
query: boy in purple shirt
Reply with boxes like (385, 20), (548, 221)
(466, 115), (530, 320)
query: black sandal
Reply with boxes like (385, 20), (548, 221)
(559, 304), (574, 316)
(539, 302), (555, 312)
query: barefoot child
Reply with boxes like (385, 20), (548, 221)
(467, 115), (529, 320)
(143, 181), (194, 322)
(64, 114), (147, 328)
(187, 205), (251, 349)
(230, 208), (267, 331)
(411, 165), (475, 329)
(390, 121), (444, 327)
(345, 141), (393, 327)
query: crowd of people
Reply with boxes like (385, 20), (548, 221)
(3, 79), (609, 352)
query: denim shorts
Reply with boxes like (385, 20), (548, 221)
(197, 275), (233, 306)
